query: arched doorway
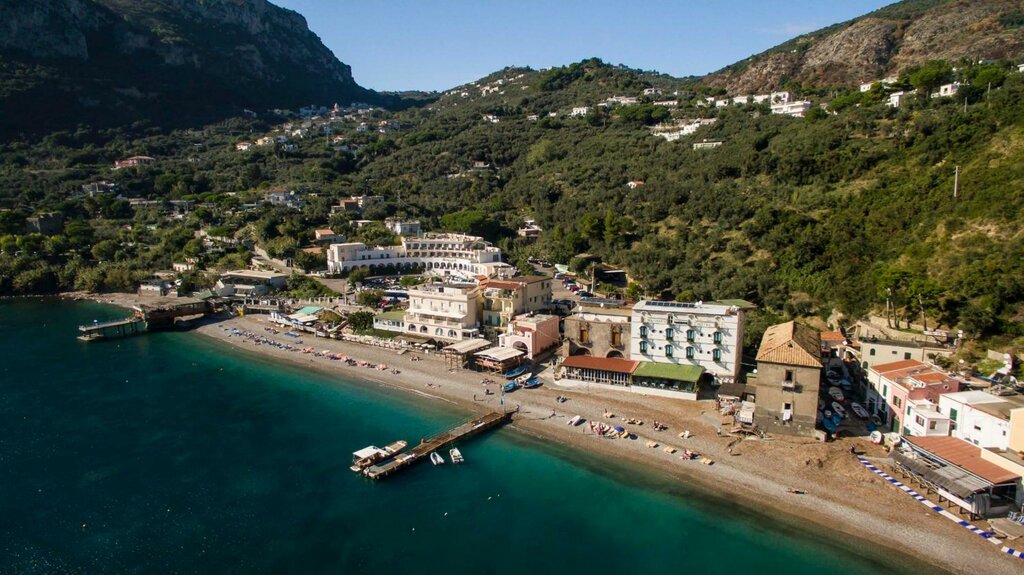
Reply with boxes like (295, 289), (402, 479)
(606, 350), (624, 359)
(571, 347), (591, 356)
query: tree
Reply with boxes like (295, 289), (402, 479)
(356, 288), (384, 307)
(91, 239), (119, 262)
(909, 60), (953, 96)
(348, 268), (369, 284)
(347, 310), (375, 331)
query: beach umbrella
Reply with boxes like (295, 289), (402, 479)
(613, 426), (625, 433)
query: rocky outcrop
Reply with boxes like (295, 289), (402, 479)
(707, 0), (1024, 93)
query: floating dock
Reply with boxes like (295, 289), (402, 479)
(78, 317), (147, 341)
(364, 411), (513, 480)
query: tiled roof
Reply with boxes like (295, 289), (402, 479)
(904, 436), (1020, 485)
(820, 331), (845, 342)
(756, 321), (822, 368)
(561, 355), (639, 374)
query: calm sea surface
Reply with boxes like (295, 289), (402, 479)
(0, 299), (930, 574)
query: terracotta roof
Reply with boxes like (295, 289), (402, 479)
(872, 359), (925, 374)
(820, 331), (845, 342)
(561, 355), (638, 374)
(755, 321), (822, 368)
(904, 436), (1020, 485)
(483, 280), (524, 291)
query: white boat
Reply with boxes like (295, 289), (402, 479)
(832, 402), (847, 418)
(828, 387), (844, 402)
(449, 448), (464, 464)
(850, 402), (869, 418)
(430, 451), (445, 466)
(567, 415), (583, 426)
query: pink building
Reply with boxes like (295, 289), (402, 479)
(866, 360), (961, 434)
(498, 313), (559, 359)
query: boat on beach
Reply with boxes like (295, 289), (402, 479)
(828, 387), (844, 401)
(503, 364), (530, 379)
(502, 381), (519, 393)
(449, 447), (464, 464)
(430, 451), (445, 466)
(850, 402), (868, 418)
(567, 415), (583, 426)
(521, 377), (541, 389)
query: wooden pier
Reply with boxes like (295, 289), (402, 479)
(364, 411), (513, 480)
(77, 298), (211, 342)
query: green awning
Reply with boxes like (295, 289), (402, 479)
(632, 362), (704, 382)
(295, 306), (323, 315)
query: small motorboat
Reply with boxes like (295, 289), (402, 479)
(449, 448), (464, 464)
(832, 402), (847, 418)
(850, 402), (869, 418)
(502, 381), (519, 393)
(567, 415), (583, 426)
(828, 387), (844, 402)
(521, 377), (542, 389)
(430, 452), (445, 466)
(514, 373), (533, 386)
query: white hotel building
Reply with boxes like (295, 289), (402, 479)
(629, 300), (752, 384)
(326, 233), (513, 279)
(404, 282), (482, 342)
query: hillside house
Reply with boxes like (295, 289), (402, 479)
(771, 101), (812, 117)
(865, 360), (961, 433)
(235, 142), (254, 151)
(113, 156), (155, 169)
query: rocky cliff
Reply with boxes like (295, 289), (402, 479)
(706, 0), (1024, 93)
(0, 0), (377, 135)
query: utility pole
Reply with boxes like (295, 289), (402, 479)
(953, 165), (960, 198)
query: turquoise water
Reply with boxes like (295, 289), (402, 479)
(0, 299), (925, 574)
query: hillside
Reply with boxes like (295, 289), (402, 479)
(0, 0), (395, 137)
(705, 0), (1024, 94)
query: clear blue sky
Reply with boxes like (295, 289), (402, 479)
(274, 0), (895, 92)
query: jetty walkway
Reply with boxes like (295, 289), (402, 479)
(365, 411), (513, 479)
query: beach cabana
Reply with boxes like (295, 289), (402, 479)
(443, 338), (492, 369)
(474, 347), (525, 373)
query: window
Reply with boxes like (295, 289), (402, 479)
(929, 421), (937, 430)
(904, 352), (912, 360)
(915, 415), (925, 426)
(640, 341), (649, 354)
(893, 396), (901, 408)
(686, 329), (695, 342)
(580, 327), (589, 344)
(713, 331), (723, 344)
(712, 349), (721, 362)
(784, 370), (794, 383)
(611, 330), (622, 347)
(973, 425), (982, 432)
(665, 328), (674, 341)
(665, 345), (673, 358)
(783, 402), (792, 410)
(639, 325), (648, 338)
(685, 346), (695, 359)
(949, 408), (958, 422)
(869, 348), (876, 356)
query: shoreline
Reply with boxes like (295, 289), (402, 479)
(55, 294), (1021, 574)
(193, 315), (1014, 575)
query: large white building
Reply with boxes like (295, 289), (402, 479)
(629, 300), (752, 384)
(938, 391), (1024, 450)
(771, 100), (813, 117)
(326, 233), (513, 279)
(404, 282), (481, 342)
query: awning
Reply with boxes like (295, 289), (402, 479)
(632, 362), (704, 382)
(443, 339), (492, 354)
(560, 355), (638, 374)
(287, 313), (320, 324)
(475, 347), (525, 362)
(891, 451), (995, 499)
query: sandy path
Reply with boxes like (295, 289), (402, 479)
(180, 313), (1024, 575)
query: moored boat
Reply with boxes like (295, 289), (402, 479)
(849, 402), (868, 418)
(449, 447), (464, 464)
(430, 451), (445, 466)
(521, 377), (541, 389)
(502, 381), (519, 393)
(832, 402), (847, 418)
(503, 364), (529, 379)
(828, 386), (844, 402)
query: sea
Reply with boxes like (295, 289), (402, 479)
(0, 299), (934, 574)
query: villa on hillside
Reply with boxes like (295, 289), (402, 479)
(326, 233), (513, 279)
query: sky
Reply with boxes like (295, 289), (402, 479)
(273, 0), (896, 92)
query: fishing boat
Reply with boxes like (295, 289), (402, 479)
(521, 377), (542, 389)
(850, 402), (869, 418)
(502, 381), (519, 393)
(828, 387), (844, 402)
(567, 415), (583, 426)
(503, 364), (530, 379)
(514, 373), (533, 386)
(430, 451), (445, 466)
(832, 402), (847, 418)
(449, 447), (464, 464)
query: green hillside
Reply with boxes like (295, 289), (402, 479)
(2, 55), (1024, 345)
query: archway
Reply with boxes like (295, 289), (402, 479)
(571, 347), (591, 356)
(606, 350), (624, 359)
